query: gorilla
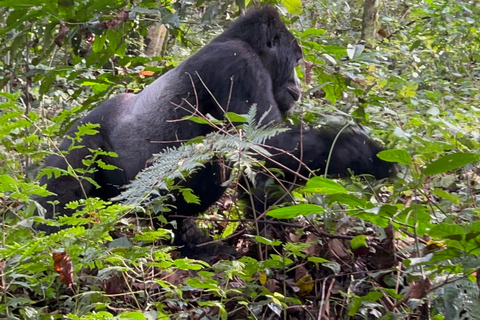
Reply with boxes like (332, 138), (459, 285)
(35, 7), (393, 246)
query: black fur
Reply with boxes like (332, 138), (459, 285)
(35, 8), (393, 245)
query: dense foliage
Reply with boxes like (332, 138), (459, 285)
(1, 0), (480, 319)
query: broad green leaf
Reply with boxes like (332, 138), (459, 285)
(303, 177), (346, 194)
(403, 253), (433, 267)
(377, 149), (411, 165)
(267, 204), (324, 219)
(328, 194), (366, 208)
(430, 224), (465, 241)
(93, 34), (107, 53)
(432, 188), (460, 205)
(0, 174), (17, 192)
(423, 152), (480, 175)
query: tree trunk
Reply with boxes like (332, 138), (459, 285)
(145, 23), (168, 65)
(361, 0), (380, 41)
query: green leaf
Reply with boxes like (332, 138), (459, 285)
(432, 188), (461, 205)
(328, 194), (366, 208)
(173, 259), (208, 270)
(307, 257), (329, 263)
(254, 236), (282, 246)
(377, 149), (411, 165)
(0, 174), (17, 192)
(186, 277), (219, 290)
(423, 152), (480, 175)
(301, 28), (326, 38)
(430, 223), (465, 241)
(225, 112), (247, 123)
(303, 177), (346, 194)
(182, 115), (222, 125)
(75, 123), (100, 138)
(92, 33), (107, 53)
(282, 0), (303, 14)
(0, 0), (45, 8)
(349, 292), (383, 316)
(267, 204), (324, 219)
(181, 188), (200, 204)
(351, 235), (368, 250)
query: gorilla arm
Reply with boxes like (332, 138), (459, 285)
(264, 125), (392, 180)
(244, 125), (393, 214)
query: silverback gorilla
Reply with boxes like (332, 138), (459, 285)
(36, 8), (393, 245)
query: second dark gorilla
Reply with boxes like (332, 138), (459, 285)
(36, 8), (393, 244)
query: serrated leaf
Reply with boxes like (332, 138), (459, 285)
(181, 188), (200, 204)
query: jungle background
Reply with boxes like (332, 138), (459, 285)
(1, 0), (480, 319)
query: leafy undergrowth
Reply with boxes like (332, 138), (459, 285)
(3, 127), (480, 319)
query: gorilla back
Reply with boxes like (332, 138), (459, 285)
(37, 7), (303, 231)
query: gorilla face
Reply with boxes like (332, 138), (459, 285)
(275, 70), (302, 114)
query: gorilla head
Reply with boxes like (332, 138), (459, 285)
(214, 7), (303, 113)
